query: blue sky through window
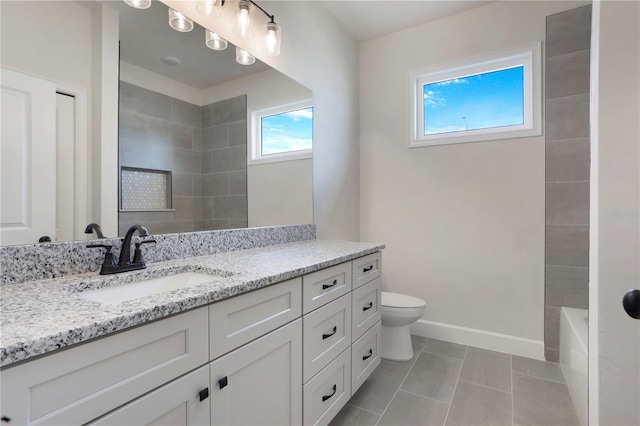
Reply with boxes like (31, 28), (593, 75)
(423, 66), (524, 135)
(261, 107), (313, 156)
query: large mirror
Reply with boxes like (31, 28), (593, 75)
(0, 0), (313, 245)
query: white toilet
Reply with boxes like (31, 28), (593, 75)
(380, 292), (426, 360)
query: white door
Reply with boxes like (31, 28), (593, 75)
(591, 1), (640, 425)
(0, 68), (56, 245)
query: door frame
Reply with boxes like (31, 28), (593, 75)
(55, 82), (89, 241)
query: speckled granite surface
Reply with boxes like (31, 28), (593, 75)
(0, 239), (383, 367)
(1, 224), (316, 285)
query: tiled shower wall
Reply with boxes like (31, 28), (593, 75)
(201, 96), (248, 230)
(118, 82), (247, 236)
(544, 5), (591, 362)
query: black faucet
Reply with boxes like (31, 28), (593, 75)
(84, 223), (106, 239)
(88, 225), (155, 275)
(118, 225), (152, 266)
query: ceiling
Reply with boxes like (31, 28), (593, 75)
(319, 1), (492, 42)
(107, 1), (270, 89)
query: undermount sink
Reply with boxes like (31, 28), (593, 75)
(80, 271), (225, 305)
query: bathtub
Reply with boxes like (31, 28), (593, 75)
(559, 307), (588, 426)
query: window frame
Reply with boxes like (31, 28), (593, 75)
(249, 98), (313, 165)
(409, 42), (542, 148)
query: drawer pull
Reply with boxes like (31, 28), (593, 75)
(322, 279), (338, 290)
(363, 265), (374, 273)
(363, 302), (373, 311)
(199, 387), (209, 401)
(363, 349), (373, 361)
(322, 326), (337, 339)
(322, 384), (337, 402)
(218, 376), (228, 389)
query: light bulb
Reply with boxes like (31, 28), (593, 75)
(236, 47), (255, 65)
(235, 0), (253, 38)
(206, 30), (228, 50)
(264, 22), (281, 56)
(196, 0), (222, 17)
(124, 0), (151, 9)
(169, 8), (194, 32)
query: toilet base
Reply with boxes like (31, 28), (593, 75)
(381, 324), (414, 361)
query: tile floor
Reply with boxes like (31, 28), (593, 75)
(330, 336), (579, 426)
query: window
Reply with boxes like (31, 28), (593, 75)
(410, 42), (541, 147)
(250, 99), (313, 164)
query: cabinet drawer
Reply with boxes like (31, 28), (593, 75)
(89, 365), (210, 425)
(303, 294), (352, 383)
(210, 278), (302, 360)
(303, 348), (351, 426)
(351, 277), (381, 341)
(351, 321), (382, 395)
(303, 262), (352, 314)
(352, 252), (381, 290)
(0, 307), (208, 426)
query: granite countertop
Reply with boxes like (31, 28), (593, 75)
(0, 239), (384, 368)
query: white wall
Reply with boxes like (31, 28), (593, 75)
(1, 1), (93, 90)
(360, 1), (588, 358)
(162, 0), (360, 241)
(120, 61), (205, 106)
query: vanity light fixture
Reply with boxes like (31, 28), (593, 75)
(235, 0), (253, 38)
(124, 0), (281, 61)
(264, 21), (281, 56)
(206, 29), (228, 50)
(124, 0), (151, 9)
(196, 0), (223, 17)
(236, 46), (255, 65)
(168, 8), (194, 32)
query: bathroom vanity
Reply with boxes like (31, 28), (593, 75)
(0, 239), (383, 425)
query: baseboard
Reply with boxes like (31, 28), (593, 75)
(409, 319), (545, 360)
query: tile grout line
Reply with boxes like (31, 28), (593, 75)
(454, 379), (513, 396)
(399, 388), (454, 404)
(344, 403), (380, 417)
(442, 345), (468, 426)
(373, 344), (426, 426)
(511, 355), (515, 426)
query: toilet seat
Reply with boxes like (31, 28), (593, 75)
(381, 292), (425, 308)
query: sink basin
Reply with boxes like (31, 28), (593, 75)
(80, 271), (223, 304)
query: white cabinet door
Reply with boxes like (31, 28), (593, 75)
(1, 68), (56, 245)
(210, 319), (302, 426)
(89, 366), (210, 426)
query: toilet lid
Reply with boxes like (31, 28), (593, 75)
(381, 292), (426, 308)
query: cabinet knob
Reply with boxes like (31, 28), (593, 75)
(218, 376), (228, 389)
(363, 265), (374, 273)
(362, 302), (373, 311)
(1, 416), (11, 423)
(363, 349), (373, 361)
(199, 387), (209, 401)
